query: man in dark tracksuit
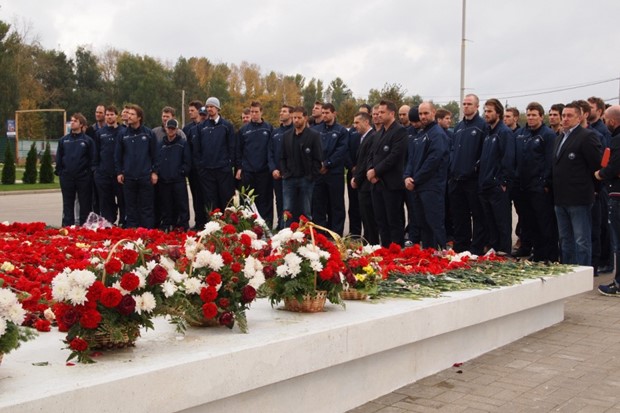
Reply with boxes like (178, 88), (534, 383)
(449, 94), (487, 255)
(268, 105), (294, 230)
(311, 103), (349, 236)
(114, 104), (159, 229)
(193, 97), (236, 214)
(236, 101), (274, 227)
(404, 102), (449, 250)
(182, 100), (206, 230)
(345, 124), (362, 237)
(595, 105), (620, 295)
(514, 102), (558, 262)
(479, 99), (515, 255)
(55, 113), (97, 227)
(367, 100), (408, 247)
(94, 105), (125, 226)
(350, 112), (378, 245)
(158, 119), (192, 231)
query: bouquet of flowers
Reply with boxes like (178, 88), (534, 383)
(51, 239), (183, 363)
(0, 284), (37, 363)
(342, 244), (383, 299)
(262, 221), (346, 311)
(167, 204), (268, 333)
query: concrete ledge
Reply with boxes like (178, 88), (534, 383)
(0, 267), (592, 413)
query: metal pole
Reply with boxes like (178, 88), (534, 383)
(459, 0), (467, 119)
(181, 89), (186, 126)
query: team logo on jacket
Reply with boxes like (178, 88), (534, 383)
(568, 152), (576, 160)
(263, 131), (268, 136)
(80, 142), (85, 147)
(472, 130), (477, 136)
(332, 133), (337, 138)
(305, 147), (311, 154)
(383, 145), (390, 152)
(142, 136), (147, 141)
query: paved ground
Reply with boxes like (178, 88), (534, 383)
(349, 273), (620, 413)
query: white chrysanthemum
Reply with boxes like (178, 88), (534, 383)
(67, 286), (89, 305)
(70, 269), (97, 288)
(362, 244), (382, 255)
(103, 239), (112, 247)
(89, 257), (101, 266)
(167, 269), (186, 283)
(159, 256), (176, 271)
(243, 256), (263, 278)
(194, 250), (224, 271)
(133, 266), (149, 288)
(199, 221), (221, 237)
(284, 252), (302, 277)
(254, 216), (267, 229)
(241, 230), (257, 240)
(310, 260), (324, 272)
(291, 232), (305, 241)
(1, 261), (15, 272)
(184, 278), (204, 295)
(139, 292), (156, 313)
(184, 236), (200, 260)
(162, 281), (177, 298)
(276, 264), (290, 277)
(272, 228), (293, 243)
(297, 245), (324, 262)
(251, 239), (267, 250)
(0, 289), (26, 325)
(134, 238), (145, 248)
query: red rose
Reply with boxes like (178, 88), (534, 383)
(119, 248), (139, 265)
(240, 234), (252, 247)
(200, 286), (218, 302)
(219, 311), (234, 328)
(116, 294), (136, 315)
(61, 307), (80, 329)
(290, 222), (299, 231)
(263, 265), (275, 279)
(231, 262), (242, 273)
(206, 271), (222, 286)
(166, 246), (181, 261)
(252, 225), (264, 239)
(218, 297), (230, 308)
(100, 287), (123, 308)
(223, 224), (236, 234)
(69, 337), (89, 352)
(104, 258), (122, 274)
(210, 208), (221, 216)
(221, 251), (233, 265)
(120, 272), (140, 291)
(230, 213), (239, 224)
(148, 264), (167, 285)
(80, 309), (102, 329)
(241, 285), (256, 303)
(202, 302), (218, 319)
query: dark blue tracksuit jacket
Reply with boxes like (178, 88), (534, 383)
(158, 135), (191, 183)
(312, 121), (349, 175)
(236, 120), (273, 173)
(114, 125), (158, 179)
(404, 122), (449, 193)
(450, 113), (487, 180)
(55, 132), (97, 177)
(515, 124), (556, 192)
(193, 116), (235, 171)
(95, 125), (124, 178)
(478, 121), (515, 191)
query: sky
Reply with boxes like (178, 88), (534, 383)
(2, 0), (620, 112)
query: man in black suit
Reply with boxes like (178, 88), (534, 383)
(553, 101), (602, 265)
(366, 100), (408, 247)
(350, 111), (378, 245)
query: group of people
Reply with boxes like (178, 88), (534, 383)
(54, 94), (620, 295)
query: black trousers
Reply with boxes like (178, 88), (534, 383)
(448, 178), (487, 254)
(242, 169), (274, 228)
(95, 173), (125, 226)
(479, 186), (512, 254)
(273, 177), (284, 230)
(358, 189), (379, 245)
(188, 168), (207, 229)
(60, 172), (92, 227)
(372, 186), (404, 247)
(199, 168), (235, 214)
(159, 180), (190, 230)
(413, 189), (446, 250)
(515, 188), (558, 261)
(312, 173), (346, 236)
(346, 169), (361, 236)
(123, 176), (155, 229)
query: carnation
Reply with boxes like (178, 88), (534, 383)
(193, 250), (224, 271)
(199, 221), (222, 236)
(134, 292), (156, 314)
(184, 278), (204, 295)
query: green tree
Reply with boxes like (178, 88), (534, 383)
(439, 100), (460, 123)
(73, 46), (104, 115)
(368, 83), (408, 107)
(326, 77), (352, 109)
(39, 142), (54, 183)
(1, 140), (16, 185)
(22, 142), (38, 184)
(0, 20), (21, 138)
(173, 57), (203, 104)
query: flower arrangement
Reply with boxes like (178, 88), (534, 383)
(0, 284), (36, 362)
(166, 204), (267, 333)
(262, 221), (346, 311)
(342, 244), (383, 298)
(51, 239), (183, 363)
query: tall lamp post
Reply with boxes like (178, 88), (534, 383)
(459, 0), (467, 119)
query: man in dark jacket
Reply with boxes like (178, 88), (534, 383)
(311, 103), (349, 236)
(193, 97), (236, 214)
(158, 119), (191, 231)
(269, 105), (294, 230)
(350, 112), (378, 245)
(236, 101), (274, 227)
(367, 100), (408, 247)
(183, 100), (207, 230)
(595, 105), (620, 295)
(479, 99), (515, 255)
(404, 102), (449, 249)
(114, 104), (159, 229)
(56, 113), (97, 227)
(449, 94), (487, 255)
(94, 105), (125, 226)
(280, 106), (323, 227)
(553, 102), (602, 265)
(514, 102), (559, 262)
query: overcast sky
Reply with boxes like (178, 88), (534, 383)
(2, 0), (620, 112)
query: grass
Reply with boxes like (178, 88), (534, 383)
(0, 182), (59, 191)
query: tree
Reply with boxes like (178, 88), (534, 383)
(73, 46), (104, 115)
(368, 83), (408, 107)
(326, 77), (352, 109)
(439, 100), (460, 123)
(22, 142), (38, 184)
(1, 140), (16, 185)
(172, 57), (203, 104)
(39, 142), (54, 183)
(0, 20), (21, 138)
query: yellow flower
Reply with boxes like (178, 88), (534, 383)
(76, 242), (90, 249)
(363, 265), (374, 275)
(1, 261), (15, 272)
(354, 273), (367, 282)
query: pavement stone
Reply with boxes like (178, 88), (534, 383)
(349, 274), (620, 413)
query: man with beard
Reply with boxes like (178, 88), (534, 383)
(478, 99), (514, 255)
(269, 105), (294, 230)
(548, 104), (565, 137)
(404, 102), (449, 249)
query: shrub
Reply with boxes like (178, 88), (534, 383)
(39, 142), (54, 184)
(22, 143), (38, 184)
(1, 141), (16, 185)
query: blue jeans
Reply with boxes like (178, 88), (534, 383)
(555, 204), (592, 265)
(282, 177), (314, 227)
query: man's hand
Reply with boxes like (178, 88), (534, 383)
(366, 168), (376, 181)
(272, 169), (281, 180)
(117, 174), (124, 184)
(405, 177), (415, 191)
(151, 172), (158, 185)
(235, 169), (242, 180)
(350, 178), (358, 189)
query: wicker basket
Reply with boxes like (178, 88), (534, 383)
(283, 290), (327, 313)
(340, 288), (368, 300)
(185, 315), (221, 328)
(91, 327), (140, 350)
